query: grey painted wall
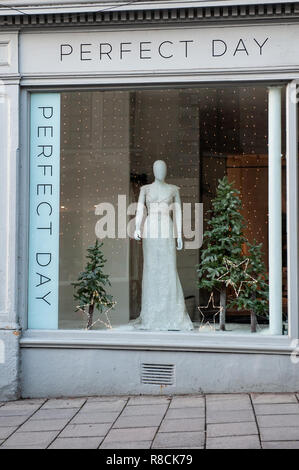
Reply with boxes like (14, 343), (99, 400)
(0, 331), (20, 401)
(21, 347), (299, 398)
(0, 32), (20, 402)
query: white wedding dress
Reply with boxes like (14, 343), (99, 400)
(134, 183), (193, 331)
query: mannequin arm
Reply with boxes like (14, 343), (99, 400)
(174, 187), (183, 250)
(134, 186), (145, 240)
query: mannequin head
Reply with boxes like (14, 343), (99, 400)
(153, 160), (167, 182)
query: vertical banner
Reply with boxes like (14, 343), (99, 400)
(28, 94), (60, 329)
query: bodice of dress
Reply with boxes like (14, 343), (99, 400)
(144, 184), (178, 216)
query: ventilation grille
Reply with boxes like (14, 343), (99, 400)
(141, 363), (175, 386)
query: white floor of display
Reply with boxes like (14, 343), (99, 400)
(59, 319), (288, 336)
(112, 321), (271, 335)
(194, 322), (270, 335)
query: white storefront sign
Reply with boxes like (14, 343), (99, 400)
(20, 23), (299, 76)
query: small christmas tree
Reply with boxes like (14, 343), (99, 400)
(72, 240), (114, 330)
(197, 176), (246, 330)
(230, 241), (269, 333)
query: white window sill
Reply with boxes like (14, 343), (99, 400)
(20, 328), (295, 355)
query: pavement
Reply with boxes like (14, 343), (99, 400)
(0, 393), (299, 449)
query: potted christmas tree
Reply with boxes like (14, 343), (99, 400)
(72, 240), (114, 330)
(197, 176), (246, 331)
(231, 241), (269, 333)
(197, 176), (269, 332)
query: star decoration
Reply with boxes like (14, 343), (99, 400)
(216, 258), (258, 298)
(77, 298), (117, 330)
(198, 293), (223, 331)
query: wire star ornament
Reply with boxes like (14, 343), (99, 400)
(198, 293), (224, 331)
(216, 258), (258, 298)
(77, 297), (117, 330)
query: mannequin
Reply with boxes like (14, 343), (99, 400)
(133, 160), (193, 331)
(134, 160), (183, 250)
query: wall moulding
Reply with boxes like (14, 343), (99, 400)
(20, 329), (296, 356)
(1, 2), (299, 28)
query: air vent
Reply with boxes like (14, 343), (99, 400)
(141, 363), (175, 386)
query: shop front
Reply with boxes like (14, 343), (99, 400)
(0, 0), (299, 400)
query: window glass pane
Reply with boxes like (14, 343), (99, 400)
(42, 85), (287, 334)
(59, 91), (131, 328)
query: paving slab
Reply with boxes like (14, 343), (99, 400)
(121, 405), (168, 417)
(169, 397), (205, 409)
(254, 404), (299, 416)
(260, 426), (299, 441)
(159, 418), (205, 433)
(81, 401), (126, 413)
(258, 414), (299, 428)
(59, 423), (111, 438)
(207, 410), (255, 424)
(49, 437), (102, 449)
(100, 440), (152, 449)
(163, 446), (204, 449)
(1, 431), (58, 449)
(251, 393), (297, 405)
(0, 415), (30, 427)
(1, 445), (46, 449)
(165, 407), (205, 420)
(18, 418), (69, 432)
(0, 427), (18, 440)
(0, 409), (35, 418)
(113, 414), (163, 429)
(31, 408), (79, 421)
(86, 396), (127, 403)
(0, 402), (45, 415)
(103, 427), (157, 443)
(207, 422), (258, 438)
(2, 400), (46, 409)
(128, 396), (171, 406)
(0, 405), (41, 416)
(41, 398), (87, 410)
(152, 431), (205, 449)
(206, 435), (261, 449)
(70, 411), (120, 425)
(262, 441), (299, 449)
(206, 394), (249, 402)
(207, 399), (252, 412)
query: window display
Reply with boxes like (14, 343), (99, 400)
(28, 86), (287, 335)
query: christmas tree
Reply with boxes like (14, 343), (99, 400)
(230, 241), (269, 333)
(197, 176), (246, 331)
(72, 240), (114, 330)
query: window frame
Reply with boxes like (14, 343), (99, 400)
(18, 80), (299, 353)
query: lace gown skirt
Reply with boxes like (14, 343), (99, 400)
(136, 211), (193, 331)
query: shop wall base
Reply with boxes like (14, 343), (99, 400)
(21, 347), (299, 398)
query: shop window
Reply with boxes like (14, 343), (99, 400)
(28, 86), (287, 335)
